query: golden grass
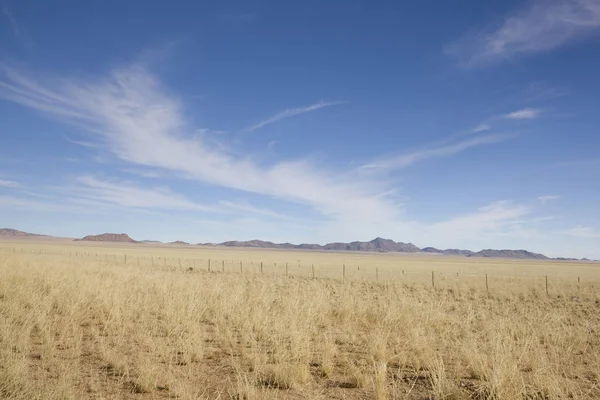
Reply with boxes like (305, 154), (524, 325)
(0, 240), (599, 399)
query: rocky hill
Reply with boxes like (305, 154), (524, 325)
(422, 247), (474, 256)
(0, 228), (44, 237)
(169, 241), (190, 245)
(75, 233), (137, 243)
(216, 237), (420, 253)
(468, 249), (548, 260)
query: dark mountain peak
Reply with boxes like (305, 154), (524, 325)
(76, 233), (137, 243)
(220, 240), (280, 248)
(170, 240), (190, 245)
(421, 247), (443, 253)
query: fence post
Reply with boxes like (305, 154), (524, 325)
(376, 267), (379, 282)
(222, 260), (224, 273)
(546, 275), (549, 295)
(431, 271), (435, 288)
(485, 274), (489, 292)
(261, 262), (263, 273)
(312, 264), (315, 279)
(240, 261), (243, 273)
(208, 259), (211, 272)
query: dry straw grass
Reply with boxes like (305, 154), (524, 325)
(0, 241), (599, 399)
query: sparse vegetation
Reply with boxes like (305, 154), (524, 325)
(1, 241), (599, 399)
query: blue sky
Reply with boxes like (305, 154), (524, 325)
(1, 0), (599, 258)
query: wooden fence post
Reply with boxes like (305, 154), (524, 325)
(546, 275), (549, 295)
(343, 264), (346, 280)
(208, 259), (211, 272)
(431, 271), (435, 288)
(376, 267), (379, 282)
(222, 260), (224, 273)
(312, 264), (315, 279)
(261, 262), (263, 273)
(485, 274), (489, 292)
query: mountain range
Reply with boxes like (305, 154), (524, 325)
(0, 228), (44, 237)
(1, 228), (596, 261)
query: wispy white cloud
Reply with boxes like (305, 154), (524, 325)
(447, 0), (600, 66)
(360, 134), (513, 171)
(561, 226), (600, 239)
(69, 176), (214, 211)
(218, 200), (291, 219)
(64, 136), (100, 148)
(538, 194), (560, 203)
(0, 178), (19, 187)
(430, 201), (531, 234)
(0, 194), (120, 214)
(505, 108), (541, 120)
(422, 200), (537, 249)
(244, 101), (343, 132)
(123, 168), (164, 178)
(471, 123), (491, 133)
(1, 4), (20, 38)
(0, 65), (395, 224)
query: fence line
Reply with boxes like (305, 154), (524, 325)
(1, 247), (599, 295)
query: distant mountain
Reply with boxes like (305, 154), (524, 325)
(75, 233), (137, 243)
(421, 247), (443, 253)
(6, 227), (582, 260)
(169, 240), (190, 245)
(221, 240), (284, 248)
(0, 228), (44, 237)
(296, 243), (322, 250)
(441, 249), (474, 256)
(212, 239), (554, 259)
(421, 247), (474, 256)
(468, 249), (548, 260)
(216, 237), (420, 253)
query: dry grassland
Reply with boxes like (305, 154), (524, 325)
(1, 240), (599, 399)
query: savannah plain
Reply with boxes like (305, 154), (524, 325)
(1, 237), (599, 400)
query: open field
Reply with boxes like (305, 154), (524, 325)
(1, 238), (599, 399)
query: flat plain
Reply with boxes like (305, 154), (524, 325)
(1, 237), (599, 399)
